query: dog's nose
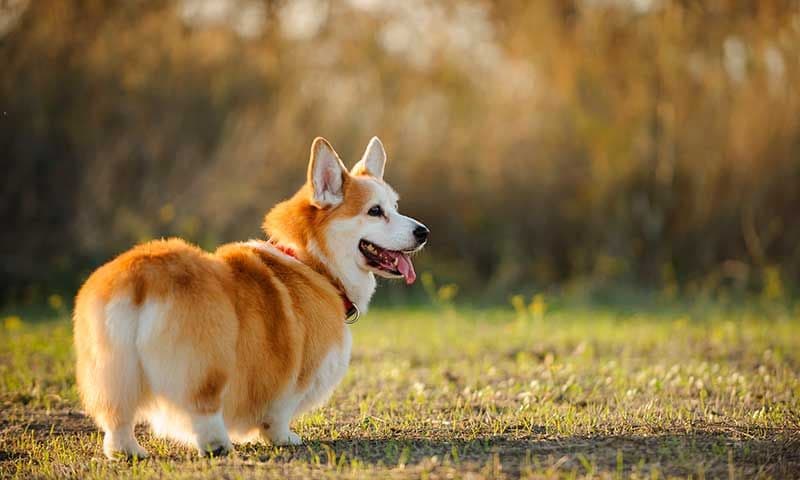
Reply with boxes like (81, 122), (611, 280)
(413, 225), (429, 244)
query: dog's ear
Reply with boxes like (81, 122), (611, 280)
(308, 137), (347, 208)
(351, 136), (386, 180)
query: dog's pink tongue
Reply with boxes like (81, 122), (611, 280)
(396, 253), (416, 285)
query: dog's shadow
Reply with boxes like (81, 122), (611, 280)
(234, 431), (798, 477)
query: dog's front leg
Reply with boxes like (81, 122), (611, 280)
(259, 394), (303, 446)
(259, 422), (302, 446)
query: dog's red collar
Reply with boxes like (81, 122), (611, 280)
(268, 241), (360, 324)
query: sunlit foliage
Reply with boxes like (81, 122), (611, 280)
(2, 0), (799, 300)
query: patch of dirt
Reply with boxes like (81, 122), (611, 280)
(0, 408), (95, 437)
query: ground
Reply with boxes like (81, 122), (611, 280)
(0, 302), (798, 479)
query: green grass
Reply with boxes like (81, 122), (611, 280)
(1, 303), (798, 479)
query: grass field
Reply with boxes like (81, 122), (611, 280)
(1, 302), (798, 479)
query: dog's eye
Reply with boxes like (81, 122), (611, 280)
(367, 205), (383, 217)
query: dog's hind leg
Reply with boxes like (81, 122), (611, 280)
(75, 296), (149, 460)
(136, 296), (237, 456)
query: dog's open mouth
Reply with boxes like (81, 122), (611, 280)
(359, 239), (417, 285)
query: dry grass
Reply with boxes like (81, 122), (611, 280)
(1, 304), (798, 478)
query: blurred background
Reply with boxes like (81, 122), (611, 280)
(2, 0), (799, 307)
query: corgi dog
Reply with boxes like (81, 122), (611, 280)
(73, 137), (428, 459)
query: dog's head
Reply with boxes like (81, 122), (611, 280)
(264, 137), (428, 286)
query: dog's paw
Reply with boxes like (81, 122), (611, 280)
(104, 443), (149, 461)
(103, 431), (149, 461)
(198, 439), (233, 458)
(270, 430), (303, 446)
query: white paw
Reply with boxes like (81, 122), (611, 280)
(103, 434), (149, 460)
(191, 412), (232, 457)
(270, 430), (303, 446)
(198, 439), (233, 457)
